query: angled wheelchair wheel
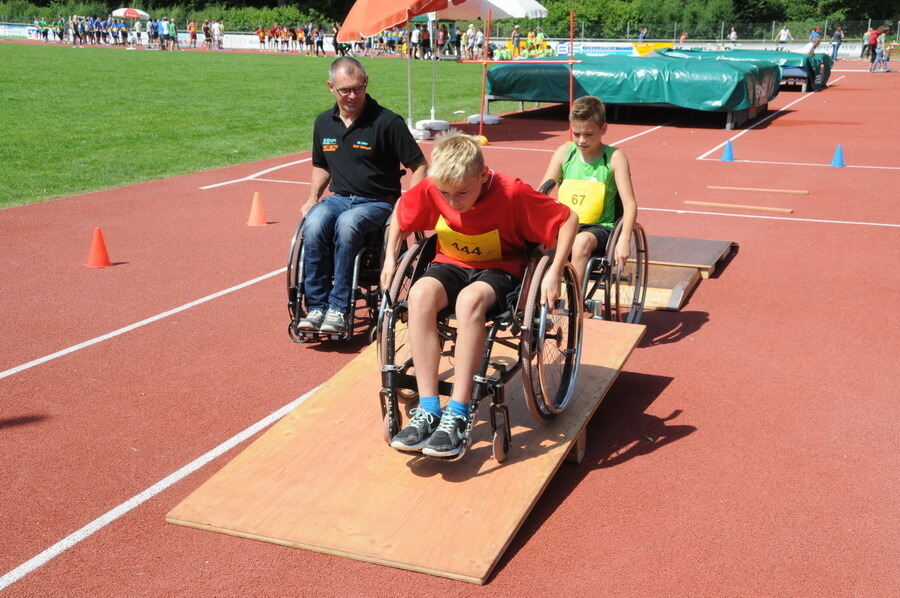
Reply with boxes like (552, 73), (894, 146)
(521, 255), (583, 423)
(379, 238), (431, 402)
(605, 221), (649, 324)
(286, 219), (309, 341)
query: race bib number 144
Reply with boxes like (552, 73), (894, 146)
(435, 215), (503, 263)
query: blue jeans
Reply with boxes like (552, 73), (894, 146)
(302, 194), (392, 313)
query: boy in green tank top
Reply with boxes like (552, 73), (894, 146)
(540, 95), (638, 286)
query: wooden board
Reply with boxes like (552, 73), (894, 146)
(584, 264), (701, 312)
(643, 264), (701, 310)
(166, 319), (645, 584)
(647, 234), (735, 278)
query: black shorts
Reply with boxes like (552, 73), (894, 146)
(579, 224), (613, 253)
(422, 263), (518, 318)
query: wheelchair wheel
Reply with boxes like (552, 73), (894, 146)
(286, 219), (309, 342)
(378, 238), (428, 402)
(521, 254), (583, 423)
(605, 221), (649, 324)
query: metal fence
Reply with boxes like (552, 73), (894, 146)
(486, 19), (900, 43)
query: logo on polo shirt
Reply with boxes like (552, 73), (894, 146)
(352, 140), (372, 151)
(321, 137), (338, 152)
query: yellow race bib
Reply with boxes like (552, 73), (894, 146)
(435, 215), (503, 263)
(558, 179), (605, 224)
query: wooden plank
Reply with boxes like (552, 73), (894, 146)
(706, 185), (809, 195)
(167, 319), (645, 584)
(684, 200), (793, 214)
(646, 235), (735, 279)
(584, 264), (700, 311)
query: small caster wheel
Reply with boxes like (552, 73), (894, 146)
(492, 429), (509, 463)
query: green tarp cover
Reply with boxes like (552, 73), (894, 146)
(487, 54), (780, 112)
(658, 48), (831, 89)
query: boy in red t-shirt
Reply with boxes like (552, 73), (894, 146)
(381, 130), (577, 457)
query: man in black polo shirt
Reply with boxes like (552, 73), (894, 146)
(298, 57), (427, 334)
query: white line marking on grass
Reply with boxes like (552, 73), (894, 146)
(696, 158), (900, 170)
(642, 207), (900, 228)
(200, 158), (312, 189)
(0, 268), (286, 381)
(696, 76), (846, 161)
(0, 386), (318, 591)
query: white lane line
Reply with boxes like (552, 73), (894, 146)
(696, 158), (900, 170)
(0, 386), (318, 591)
(609, 124), (666, 146)
(696, 76), (846, 161)
(418, 123), (666, 153)
(642, 206), (900, 228)
(253, 178), (311, 185)
(0, 268), (286, 381)
(199, 158), (312, 190)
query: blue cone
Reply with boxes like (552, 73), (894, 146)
(721, 140), (734, 162)
(831, 144), (845, 167)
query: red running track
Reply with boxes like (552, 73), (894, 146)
(1, 61), (898, 596)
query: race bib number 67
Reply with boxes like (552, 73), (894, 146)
(558, 179), (605, 224)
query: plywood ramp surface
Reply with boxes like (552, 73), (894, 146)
(585, 265), (700, 311)
(167, 319), (645, 584)
(647, 234), (735, 278)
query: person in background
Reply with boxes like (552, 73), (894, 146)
(870, 25), (891, 72)
(511, 24), (521, 56)
(729, 26), (738, 44)
(866, 26), (879, 67)
(830, 26), (843, 61)
(679, 31), (688, 45)
(775, 25), (793, 44)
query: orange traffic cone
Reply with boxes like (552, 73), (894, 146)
(247, 192), (267, 226)
(85, 226), (112, 268)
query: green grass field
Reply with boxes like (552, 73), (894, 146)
(0, 43), (506, 207)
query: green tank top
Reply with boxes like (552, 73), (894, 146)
(559, 143), (618, 228)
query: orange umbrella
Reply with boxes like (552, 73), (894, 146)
(337, 0), (454, 42)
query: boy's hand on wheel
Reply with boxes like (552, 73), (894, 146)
(614, 238), (632, 270)
(540, 268), (562, 307)
(380, 261), (396, 292)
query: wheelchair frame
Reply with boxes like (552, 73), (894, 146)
(582, 220), (649, 324)
(378, 235), (584, 463)
(537, 179), (649, 324)
(286, 218), (385, 343)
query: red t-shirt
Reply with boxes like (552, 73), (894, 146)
(397, 170), (571, 277)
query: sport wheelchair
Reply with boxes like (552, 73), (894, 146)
(286, 218), (387, 343)
(377, 235), (584, 463)
(538, 180), (649, 324)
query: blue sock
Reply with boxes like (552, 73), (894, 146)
(448, 400), (469, 418)
(419, 396), (441, 416)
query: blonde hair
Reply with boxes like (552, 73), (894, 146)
(428, 129), (485, 186)
(570, 96), (606, 126)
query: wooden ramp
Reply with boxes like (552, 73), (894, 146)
(647, 235), (735, 279)
(166, 319), (644, 584)
(643, 264), (701, 311)
(589, 264), (701, 312)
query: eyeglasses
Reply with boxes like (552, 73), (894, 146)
(334, 85), (366, 97)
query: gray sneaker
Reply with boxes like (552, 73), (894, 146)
(390, 408), (441, 452)
(422, 409), (467, 457)
(320, 308), (347, 333)
(297, 309), (325, 330)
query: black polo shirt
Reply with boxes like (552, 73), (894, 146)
(311, 96), (425, 201)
